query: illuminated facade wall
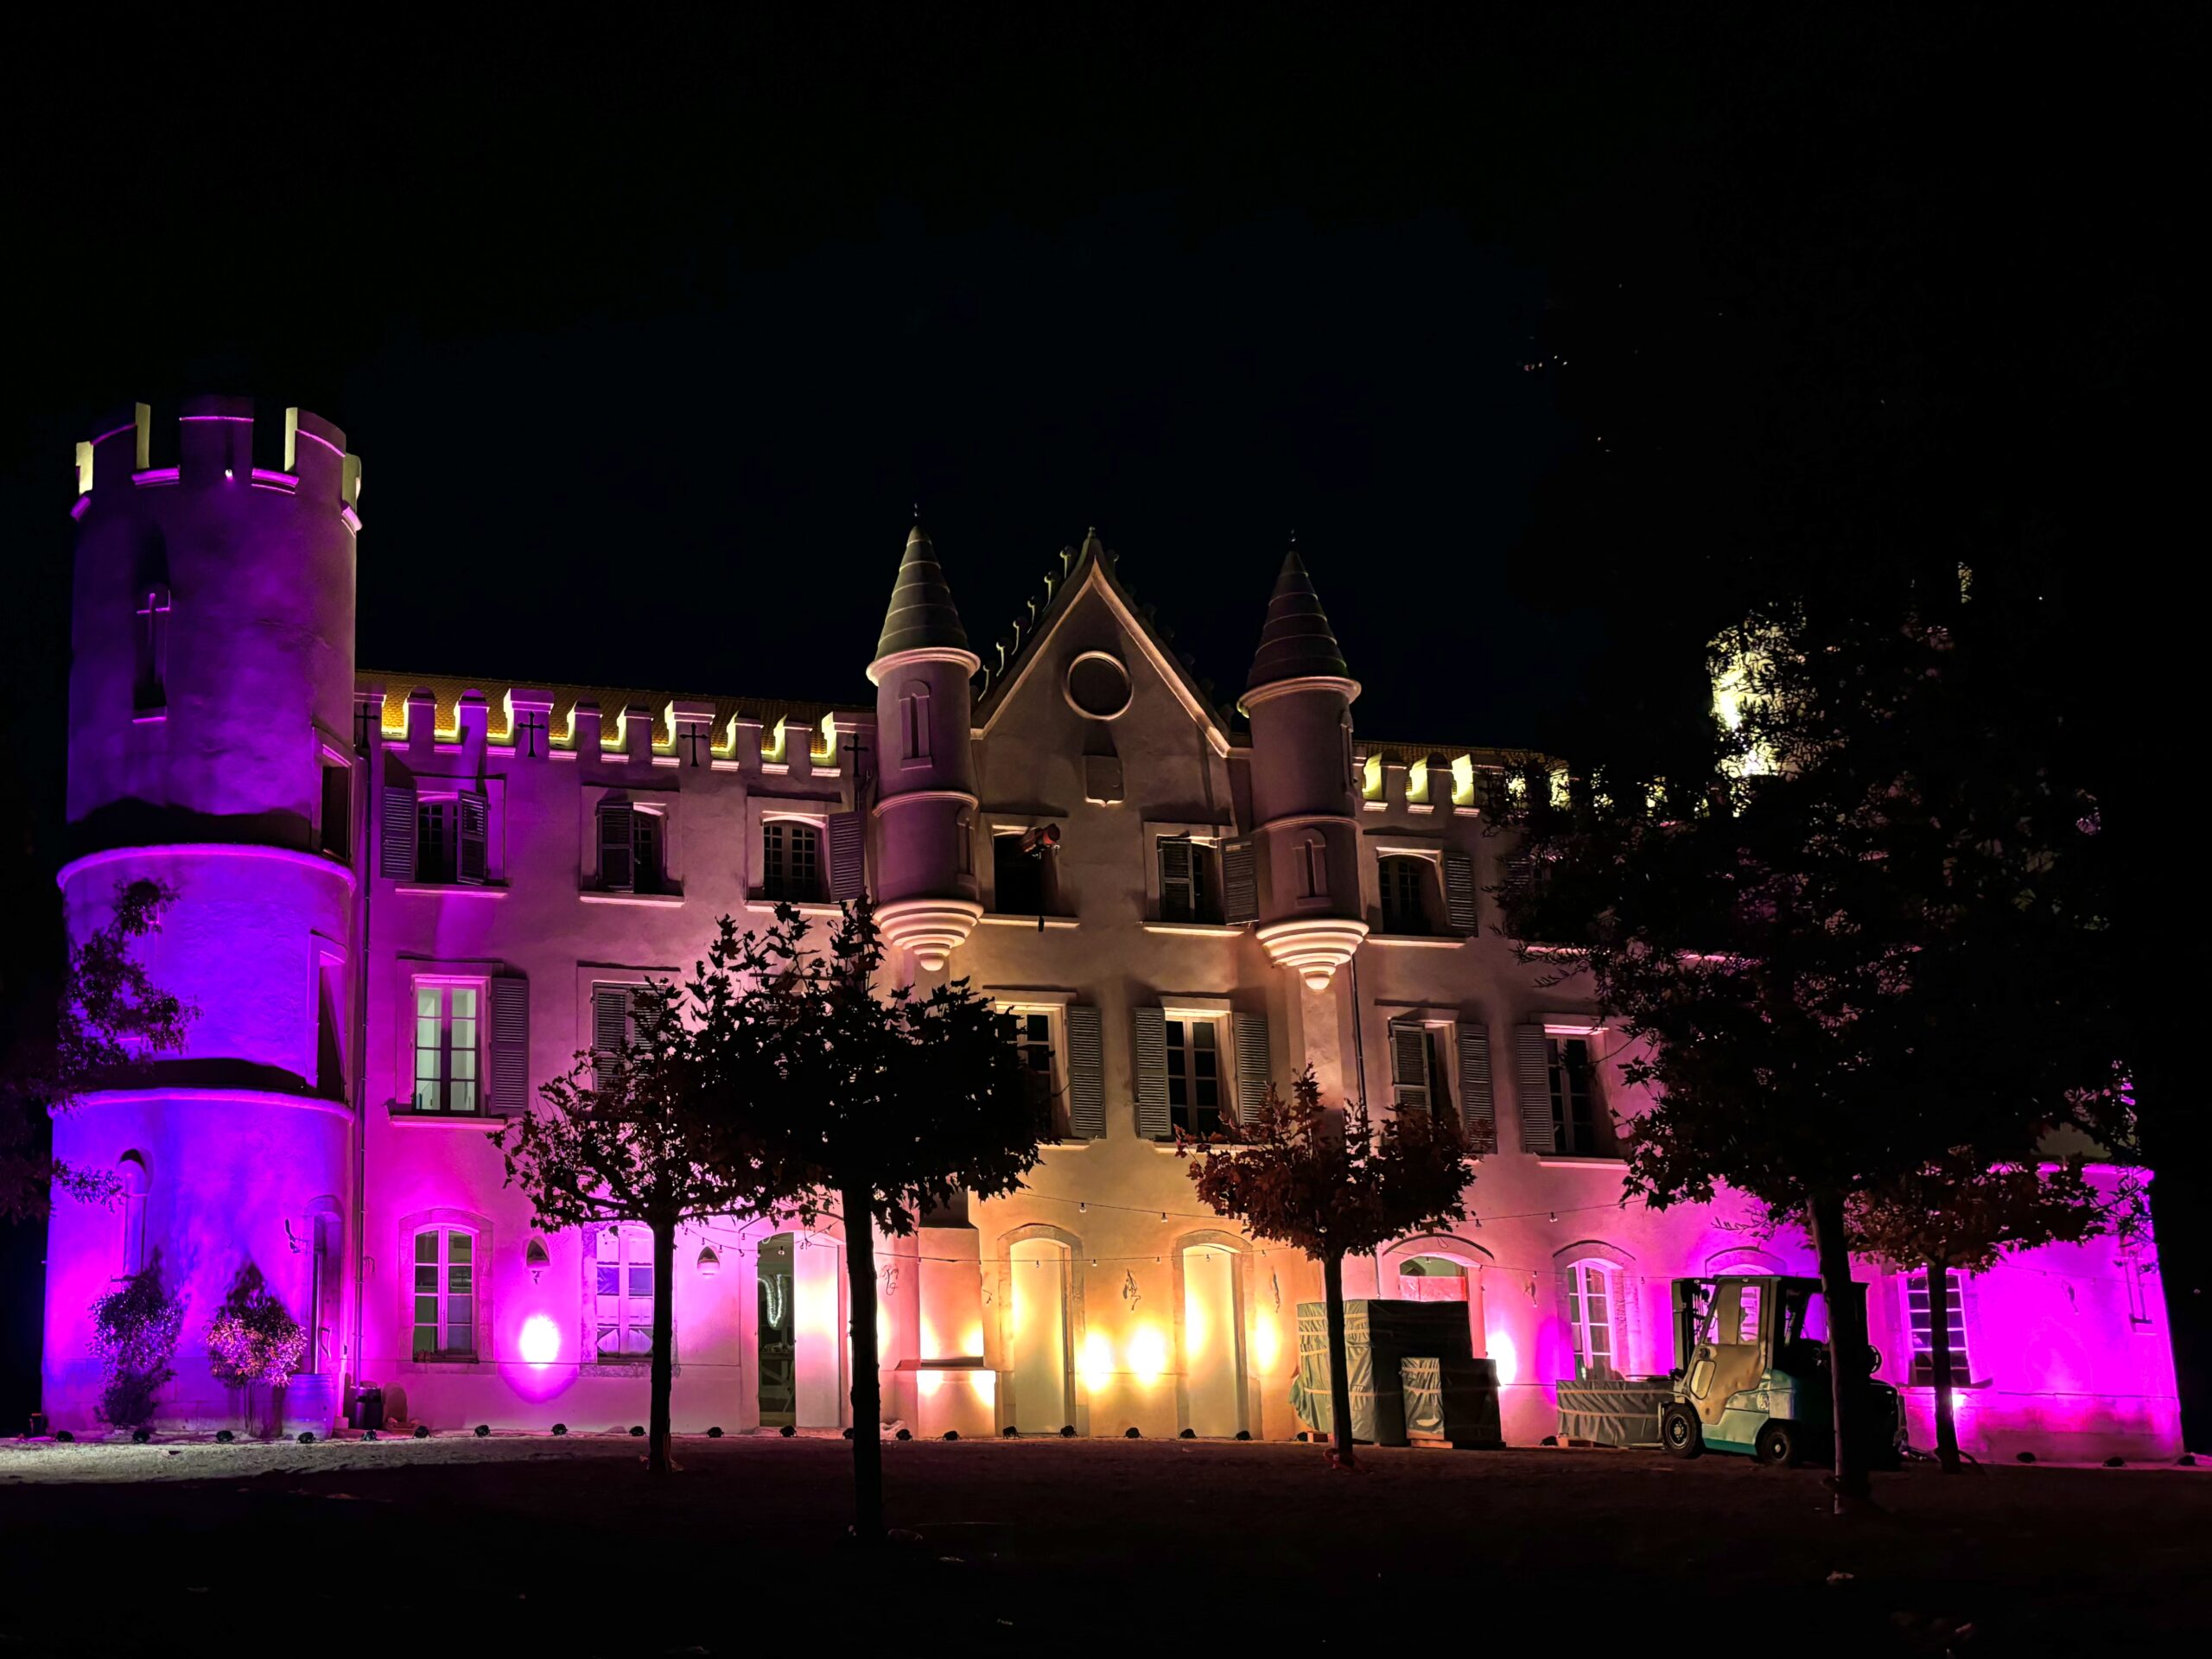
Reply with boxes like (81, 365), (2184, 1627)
(42, 400), (2183, 1461)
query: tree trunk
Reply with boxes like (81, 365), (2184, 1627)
(842, 1184), (886, 1541)
(1806, 1190), (1871, 1511)
(1925, 1258), (1961, 1474)
(1321, 1249), (1358, 1471)
(647, 1218), (677, 1475)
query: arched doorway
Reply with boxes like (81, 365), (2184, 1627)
(1008, 1237), (1071, 1433)
(1395, 1251), (1488, 1363)
(1181, 1243), (1245, 1438)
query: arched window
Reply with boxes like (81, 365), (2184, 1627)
(763, 819), (825, 900)
(899, 680), (931, 766)
(411, 1225), (477, 1360)
(1378, 855), (1433, 935)
(1566, 1261), (1620, 1380)
(118, 1153), (149, 1276)
(1300, 834), (1329, 900)
(133, 584), (171, 715)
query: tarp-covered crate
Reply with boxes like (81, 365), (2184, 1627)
(1292, 1299), (1503, 1448)
(1555, 1378), (1671, 1447)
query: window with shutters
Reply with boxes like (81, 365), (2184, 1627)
(993, 830), (1046, 914)
(598, 801), (669, 894)
(319, 757), (352, 861)
(1000, 1008), (1063, 1141)
(1156, 836), (1222, 923)
(412, 1227), (477, 1359)
(416, 798), (458, 883)
(133, 584), (171, 714)
(1388, 1020), (1453, 1121)
(1566, 1261), (1620, 1380)
(1378, 855), (1436, 935)
(1904, 1269), (1976, 1386)
(1547, 1036), (1610, 1154)
(593, 1224), (659, 1361)
(1166, 1017), (1224, 1136)
(411, 980), (482, 1113)
(763, 819), (825, 901)
(592, 984), (637, 1096)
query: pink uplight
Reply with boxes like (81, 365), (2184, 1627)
(519, 1315), (561, 1365)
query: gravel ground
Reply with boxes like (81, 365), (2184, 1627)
(3, 1434), (2206, 1656)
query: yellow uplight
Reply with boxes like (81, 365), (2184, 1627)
(1450, 753), (1476, 808)
(1251, 1315), (1281, 1374)
(1078, 1330), (1115, 1390)
(1128, 1324), (1168, 1387)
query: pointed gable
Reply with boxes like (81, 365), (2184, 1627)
(973, 529), (1231, 757)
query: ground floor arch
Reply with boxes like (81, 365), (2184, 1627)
(755, 1228), (847, 1429)
(1175, 1235), (1249, 1439)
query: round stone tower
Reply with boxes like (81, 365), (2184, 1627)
(867, 524), (983, 972)
(44, 397), (363, 1434)
(1241, 546), (1368, 990)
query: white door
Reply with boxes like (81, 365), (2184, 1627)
(1009, 1239), (1070, 1433)
(1183, 1246), (1242, 1438)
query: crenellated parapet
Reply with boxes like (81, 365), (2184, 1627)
(73, 397), (362, 530)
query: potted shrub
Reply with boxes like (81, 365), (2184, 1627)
(205, 1265), (305, 1440)
(91, 1254), (185, 1435)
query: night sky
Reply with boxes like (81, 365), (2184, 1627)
(2, 10), (2195, 1430)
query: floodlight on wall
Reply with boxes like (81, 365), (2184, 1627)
(697, 1245), (721, 1278)
(525, 1238), (550, 1285)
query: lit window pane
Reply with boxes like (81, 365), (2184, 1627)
(415, 1231), (438, 1263)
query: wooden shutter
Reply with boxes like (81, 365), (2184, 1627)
(457, 791), (489, 885)
(592, 985), (632, 1093)
(1223, 838), (1257, 924)
(1065, 1003), (1106, 1140)
(1159, 838), (1194, 921)
(1442, 849), (1478, 934)
(827, 810), (866, 900)
(598, 803), (634, 892)
(1515, 1023), (1554, 1154)
(488, 976), (529, 1116)
(1233, 1011), (1270, 1124)
(1456, 1021), (1497, 1153)
(379, 782), (416, 879)
(1389, 1021), (1431, 1115)
(1132, 1004), (1170, 1141)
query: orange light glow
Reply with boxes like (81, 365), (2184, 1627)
(1078, 1330), (1115, 1390)
(1128, 1324), (1168, 1386)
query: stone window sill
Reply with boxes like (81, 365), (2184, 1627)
(978, 912), (1081, 930)
(1535, 1154), (1628, 1169)
(1141, 920), (1243, 936)
(582, 889), (684, 907)
(1367, 932), (1465, 949)
(397, 882), (509, 898)
(388, 1105), (511, 1128)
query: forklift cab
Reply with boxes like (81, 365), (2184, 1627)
(1662, 1274), (1900, 1466)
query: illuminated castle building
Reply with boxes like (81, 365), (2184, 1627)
(40, 398), (2182, 1459)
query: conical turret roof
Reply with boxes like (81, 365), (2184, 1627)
(873, 524), (971, 661)
(1244, 546), (1351, 696)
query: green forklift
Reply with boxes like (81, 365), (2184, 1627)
(1659, 1274), (1904, 1467)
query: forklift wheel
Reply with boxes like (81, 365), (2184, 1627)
(1755, 1421), (1801, 1467)
(1661, 1403), (1704, 1459)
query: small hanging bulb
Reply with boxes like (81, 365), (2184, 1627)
(1078, 1202), (1087, 1213)
(1548, 1211), (1558, 1224)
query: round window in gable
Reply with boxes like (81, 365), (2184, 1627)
(1064, 651), (1133, 720)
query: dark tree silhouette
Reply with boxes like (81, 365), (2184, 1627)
(1182, 1066), (1471, 1471)
(719, 900), (1041, 1541)
(1498, 561), (2134, 1508)
(494, 929), (778, 1476)
(0, 879), (193, 1222)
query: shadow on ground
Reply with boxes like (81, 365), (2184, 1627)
(3, 1438), (2205, 1656)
